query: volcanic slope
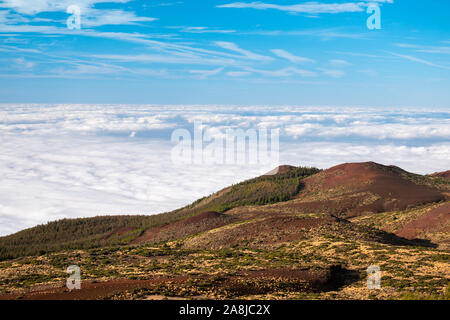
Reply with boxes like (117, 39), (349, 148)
(0, 162), (449, 300)
(264, 162), (448, 218)
(128, 162), (449, 250)
(430, 170), (450, 180)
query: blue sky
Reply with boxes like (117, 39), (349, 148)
(0, 0), (449, 106)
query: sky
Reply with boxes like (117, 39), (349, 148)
(0, 1), (449, 236)
(0, 0), (449, 106)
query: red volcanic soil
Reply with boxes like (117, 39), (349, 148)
(183, 211), (224, 224)
(0, 266), (348, 300)
(396, 202), (450, 240)
(430, 170), (450, 179)
(183, 215), (344, 249)
(233, 216), (328, 243)
(131, 211), (230, 244)
(293, 162), (446, 217)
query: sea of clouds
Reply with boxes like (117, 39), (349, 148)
(0, 104), (449, 236)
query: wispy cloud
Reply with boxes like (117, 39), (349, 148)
(0, 44), (41, 53)
(170, 26), (236, 34)
(271, 49), (315, 63)
(217, 1), (393, 14)
(329, 59), (351, 67)
(12, 56), (35, 69)
(244, 66), (317, 77)
(242, 28), (367, 40)
(89, 53), (236, 66)
(388, 51), (450, 70)
(358, 69), (379, 77)
(0, 0), (128, 15)
(82, 9), (157, 27)
(331, 51), (381, 58)
(320, 69), (346, 78)
(0, 0), (157, 27)
(226, 70), (252, 77)
(189, 67), (224, 79)
(395, 43), (450, 55)
(214, 41), (273, 62)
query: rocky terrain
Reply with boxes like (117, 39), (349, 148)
(0, 162), (449, 300)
